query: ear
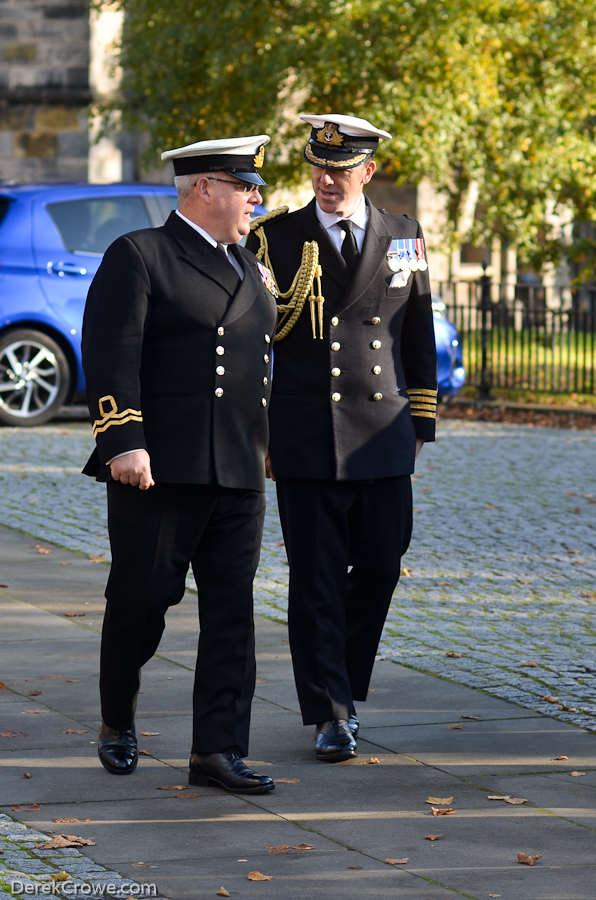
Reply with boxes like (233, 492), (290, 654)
(195, 175), (212, 203)
(362, 160), (376, 184)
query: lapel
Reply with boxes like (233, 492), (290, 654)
(219, 244), (259, 326)
(164, 211), (240, 297)
(303, 199), (351, 291)
(335, 198), (392, 315)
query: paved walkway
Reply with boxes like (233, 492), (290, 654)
(1, 523), (596, 899)
(0, 421), (595, 732)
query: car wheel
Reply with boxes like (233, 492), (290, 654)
(0, 329), (70, 426)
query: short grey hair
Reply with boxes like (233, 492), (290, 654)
(174, 173), (201, 204)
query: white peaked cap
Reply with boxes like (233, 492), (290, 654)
(161, 134), (270, 162)
(299, 114), (391, 140)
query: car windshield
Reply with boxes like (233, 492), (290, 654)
(46, 196), (152, 254)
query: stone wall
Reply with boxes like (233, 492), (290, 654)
(0, 0), (90, 182)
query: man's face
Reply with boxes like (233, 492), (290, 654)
(311, 159), (376, 217)
(197, 174), (262, 243)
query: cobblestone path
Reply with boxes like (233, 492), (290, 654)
(1, 420), (595, 734)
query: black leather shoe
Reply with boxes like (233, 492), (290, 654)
(315, 719), (358, 762)
(98, 721), (138, 775)
(189, 750), (275, 794)
(348, 713), (360, 736)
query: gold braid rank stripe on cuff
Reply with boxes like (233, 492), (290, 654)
(92, 394), (143, 438)
(408, 387), (437, 420)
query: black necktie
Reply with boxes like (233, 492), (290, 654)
(339, 220), (359, 273)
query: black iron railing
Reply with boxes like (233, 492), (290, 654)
(434, 278), (596, 396)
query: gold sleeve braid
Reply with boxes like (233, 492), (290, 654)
(407, 387), (438, 419)
(92, 395), (143, 437)
(250, 207), (325, 341)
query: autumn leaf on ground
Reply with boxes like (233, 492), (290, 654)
(267, 845), (289, 854)
(272, 778), (300, 784)
(35, 547), (51, 554)
(12, 804), (40, 811)
(487, 795), (511, 800)
(216, 889), (230, 897)
(360, 757), (380, 765)
(581, 591), (596, 599)
(461, 715), (482, 720)
(517, 852), (541, 866)
(0, 682), (6, 688)
(256, 679), (266, 684)
(36, 834), (96, 849)
(157, 785), (186, 791)
(23, 772), (31, 779)
(131, 862), (146, 867)
(438, 581), (451, 586)
(543, 696), (560, 703)
(54, 818), (79, 823)
(447, 724), (465, 730)
(88, 554), (106, 563)
(62, 729), (88, 734)
(29, 690), (41, 696)
(520, 661), (538, 667)
(505, 798), (528, 805)
(431, 806), (455, 816)
(570, 771), (586, 777)
(425, 797), (453, 805)
(22, 709), (48, 714)
(368, 688), (375, 693)
(138, 749), (151, 756)
(175, 792), (200, 799)
(347, 865), (362, 869)
(446, 651), (462, 658)
(424, 834), (443, 840)
(64, 612), (85, 617)
(50, 872), (71, 882)
(141, 732), (161, 736)
(65, 679), (81, 683)
(1, 731), (28, 738)
(568, 507), (581, 514)
(292, 843), (315, 850)
(552, 756), (569, 760)
(558, 704), (577, 712)
(247, 871), (272, 881)
(401, 566), (412, 577)
(386, 858), (408, 865)
(0, 585), (8, 590)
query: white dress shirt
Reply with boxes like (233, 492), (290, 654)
(176, 210), (244, 280)
(315, 194), (368, 254)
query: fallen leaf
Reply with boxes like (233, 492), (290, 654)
(386, 858), (408, 865)
(138, 749), (151, 755)
(424, 834), (443, 840)
(0, 585), (8, 589)
(360, 757), (380, 765)
(275, 541), (284, 546)
(0, 681), (6, 688)
(347, 865), (362, 869)
(247, 871), (272, 881)
(60, 562), (71, 566)
(461, 715), (482, 720)
(552, 756), (569, 760)
(267, 845), (289, 854)
(571, 561), (586, 565)
(505, 798), (528, 805)
(517, 852), (541, 866)
(566, 548), (580, 552)
(64, 612), (85, 617)
(88, 554), (106, 563)
(520, 661), (538, 667)
(22, 708), (48, 714)
(292, 843), (315, 850)
(29, 690), (42, 696)
(568, 507), (581, 514)
(543, 695), (560, 703)
(141, 731), (161, 736)
(54, 818), (79, 823)
(401, 566), (412, 577)
(36, 547), (51, 554)
(565, 491), (577, 496)
(431, 807), (455, 816)
(485, 503), (496, 509)
(272, 778), (300, 784)
(446, 651), (462, 658)
(489, 895), (502, 898)
(175, 792), (200, 799)
(50, 872), (71, 882)
(157, 785), (187, 791)
(131, 862), (146, 867)
(487, 795), (511, 800)
(438, 581), (451, 586)
(36, 834), (96, 849)
(0, 731), (28, 738)
(570, 771), (586, 777)
(368, 688), (375, 693)
(12, 804), (40, 811)
(558, 704), (577, 712)
(447, 724), (465, 730)
(425, 797), (453, 805)
(216, 890), (230, 898)
(62, 729), (88, 734)
(66, 678), (80, 682)
(581, 591), (596, 599)
(256, 679), (266, 684)
(23, 772), (32, 779)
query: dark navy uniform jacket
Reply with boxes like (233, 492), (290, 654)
(82, 212), (278, 490)
(246, 198), (437, 481)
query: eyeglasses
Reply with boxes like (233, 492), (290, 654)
(206, 177), (259, 194)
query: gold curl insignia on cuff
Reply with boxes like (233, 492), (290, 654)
(92, 395), (143, 437)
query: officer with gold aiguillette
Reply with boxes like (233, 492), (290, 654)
(246, 114), (437, 763)
(82, 134), (279, 793)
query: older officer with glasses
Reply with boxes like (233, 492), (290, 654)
(82, 135), (278, 793)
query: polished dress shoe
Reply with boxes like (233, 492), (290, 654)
(98, 721), (138, 775)
(189, 750), (275, 794)
(315, 719), (358, 762)
(348, 713), (360, 737)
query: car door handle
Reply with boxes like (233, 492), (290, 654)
(46, 261), (88, 277)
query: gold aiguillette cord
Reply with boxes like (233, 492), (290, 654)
(308, 266), (324, 339)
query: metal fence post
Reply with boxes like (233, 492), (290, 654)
(478, 266), (492, 400)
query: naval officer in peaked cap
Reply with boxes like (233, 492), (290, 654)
(247, 114), (437, 762)
(82, 134), (279, 793)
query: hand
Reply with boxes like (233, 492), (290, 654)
(110, 449), (155, 490)
(265, 451), (276, 482)
(415, 438), (425, 460)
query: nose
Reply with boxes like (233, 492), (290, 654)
(251, 188), (263, 204)
(320, 169), (334, 185)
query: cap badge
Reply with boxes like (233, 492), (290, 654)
(254, 145), (265, 168)
(316, 123), (344, 146)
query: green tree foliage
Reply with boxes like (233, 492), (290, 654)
(102, 0), (596, 276)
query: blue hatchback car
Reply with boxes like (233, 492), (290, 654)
(0, 183), (463, 426)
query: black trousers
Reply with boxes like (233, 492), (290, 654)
(276, 476), (412, 725)
(100, 481), (265, 757)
